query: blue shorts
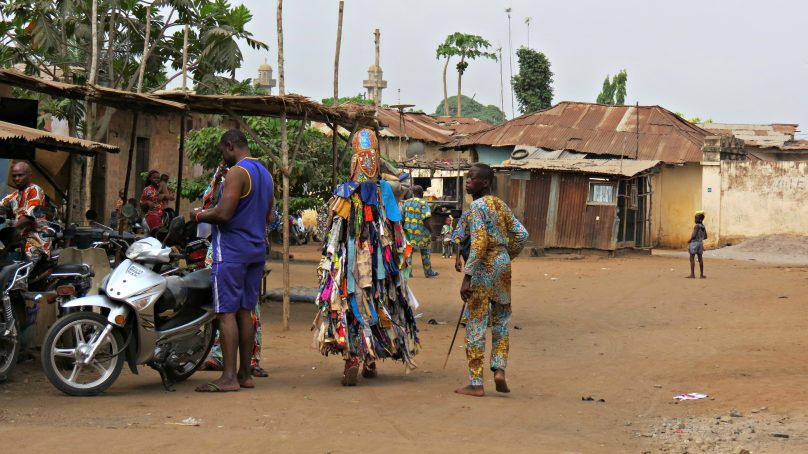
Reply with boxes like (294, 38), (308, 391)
(211, 261), (264, 314)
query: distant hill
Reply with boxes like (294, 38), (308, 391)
(433, 95), (506, 124)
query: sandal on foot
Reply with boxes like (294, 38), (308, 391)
(342, 357), (360, 386)
(195, 382), (239, 393)
(251, 365), (268, 378)
(362, 362), (378, 379)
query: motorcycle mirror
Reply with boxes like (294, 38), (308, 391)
(162, 216), (185, 247)
(121, 203), (137, 219)
(85, 209), (98, 221)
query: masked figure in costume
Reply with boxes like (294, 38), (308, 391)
(312, 129), (420, 386)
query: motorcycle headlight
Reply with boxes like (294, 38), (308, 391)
(125, 242), (150, 260)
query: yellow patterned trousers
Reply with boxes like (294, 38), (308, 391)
(464, 289), (511, 387)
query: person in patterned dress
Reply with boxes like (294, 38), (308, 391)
(140, 170), (168, 232)
(0, 162), (52, 261)
(402, 186), (438, 278)
(456, 163), (528, 397)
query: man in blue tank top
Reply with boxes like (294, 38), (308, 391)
(191, 129), (274, 392)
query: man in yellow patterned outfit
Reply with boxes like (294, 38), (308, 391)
(456, 163), (528, 397)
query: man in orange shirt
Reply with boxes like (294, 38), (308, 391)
(0, 162), (51, 261)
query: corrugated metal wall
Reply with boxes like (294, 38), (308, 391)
(512, 172), (618, 250)
(522, 174), (551, 246)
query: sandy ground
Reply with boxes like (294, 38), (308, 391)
(2, 244), (808, 453)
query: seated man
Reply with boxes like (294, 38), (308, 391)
(0, 162), (52, 262)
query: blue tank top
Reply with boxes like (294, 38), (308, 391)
(212, 157), (273, 264)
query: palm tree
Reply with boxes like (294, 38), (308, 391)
(440, 33), (496, 117)
(435, 41), (456, 116)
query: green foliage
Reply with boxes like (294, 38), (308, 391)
(432, 96), (506, 124)
(0, 0), (267, 116)
(278, 196), (325, 214)
(512, 47), (554, 114)
(439, 32), (497, 76)
(596, 70), (628, 105)
(674, 113), (714, 124)
(184, 120), (344, 201)
(321, 95), (374, 107)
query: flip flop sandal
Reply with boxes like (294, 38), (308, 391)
(195, 382), (239, 393)
(251, 366), (269, 378)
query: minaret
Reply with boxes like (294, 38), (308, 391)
(362, 29), (387, 107)
(256, 59), (277, 94)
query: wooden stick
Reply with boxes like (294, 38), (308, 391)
(443, 301), (467, 369)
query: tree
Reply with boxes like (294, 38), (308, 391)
(511, 47), (553, 114)
(433, 95), (506, 124)
(437, 33), (497, 117)
(0, 0), (267, 218)
(674, 112), (713, 125)
(321, 95), (373, 107)
(435, 41), (455, 116)
(596, 70), (628, 105)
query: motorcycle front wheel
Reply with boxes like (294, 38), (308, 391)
(42, 312), (125, 396)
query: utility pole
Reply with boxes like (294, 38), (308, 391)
(525, 17), (532, 48)
(498, 47), (504, 114)
(331, 0), (344, 187)
(506, 8), (515, 118)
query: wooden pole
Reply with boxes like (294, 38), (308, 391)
(175, 114), (186, 213)
(331, 0), (344, 188)
(121, 112), (139, 232)
(175, 25), (189, 213)
(278, 0), (291, 331)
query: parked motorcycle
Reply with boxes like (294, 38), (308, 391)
(41, 216), (215, 396)
(0, 227), (50, 382)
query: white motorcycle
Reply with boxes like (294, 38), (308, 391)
(41, 217), (216, 396)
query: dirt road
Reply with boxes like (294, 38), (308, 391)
(2, 246), (808, 453)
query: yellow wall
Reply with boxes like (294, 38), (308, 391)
(651, 163), (703, 248)
(719, 161), (808, 241)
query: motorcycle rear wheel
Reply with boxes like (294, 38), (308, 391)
(0, 321), (20, 383)
(42, 312), (125, 396)
(164, 320), (216, 383)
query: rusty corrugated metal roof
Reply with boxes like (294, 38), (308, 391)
(495, 158), (660, 177)
(377, 109), (454, 144)
(0, 120), (119, 155)
(433, 116), (494, 135)
(701, 123), (798, 147)
(449, 102), (712, 164)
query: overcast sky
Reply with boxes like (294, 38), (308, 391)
(232, 0), (808, 134)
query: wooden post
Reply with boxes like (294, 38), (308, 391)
(331, 0), (344, 188)
(121, 112), (139, 232)
(175, 114), (186, 213)
(175, 25), (189, 213)
(277, 0), (291, 331)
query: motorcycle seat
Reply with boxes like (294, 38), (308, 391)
(155, 268), (211, 320)
(180, 268), (211, 290)
(51, 263), (93, 277)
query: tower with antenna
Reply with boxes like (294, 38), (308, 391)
(363, 29), (388, 107)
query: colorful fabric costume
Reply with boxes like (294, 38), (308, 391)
(313, 129), (420, 372)
(1, 183), (51, 260)
(463, 195), (528, 386)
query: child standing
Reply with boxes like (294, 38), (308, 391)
(441, 218), (453, 258)
(687, 211), (707, 279)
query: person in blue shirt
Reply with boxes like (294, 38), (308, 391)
(191, 130), (274, 393)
